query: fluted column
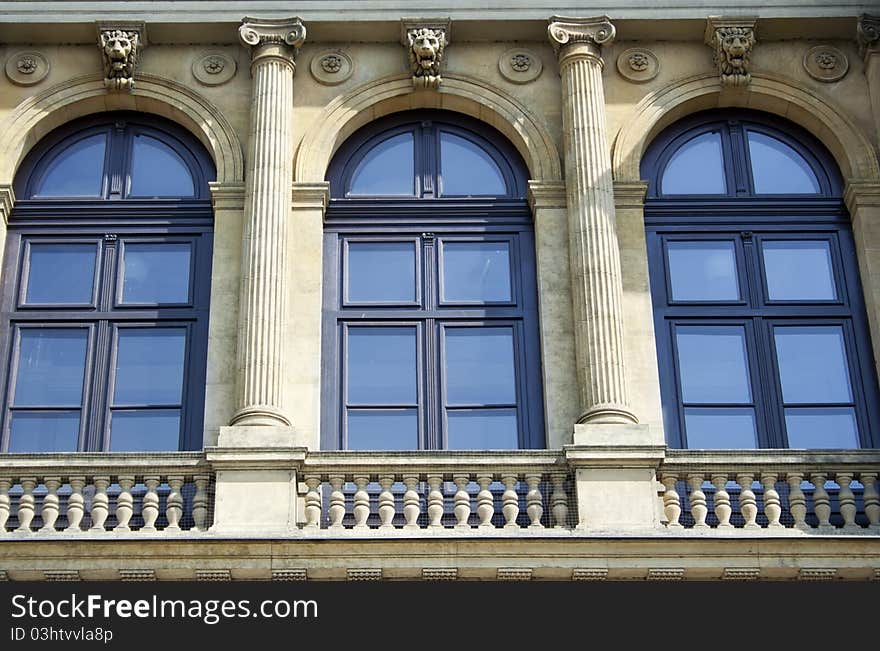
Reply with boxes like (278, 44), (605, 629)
(232, 17), (306, 426)
(549, 16), (636, 424)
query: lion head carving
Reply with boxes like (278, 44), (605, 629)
(713, 26), (754, 86)
(100, 29), (139, 90)
(407, 27), (446, 89)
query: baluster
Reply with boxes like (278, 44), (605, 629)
(660, 473), (682, 528)
(861, 472), (879, 531)
(303, 475), (321, 531)
(502, 474), (520, 529)
(687, 474), (708, 529)
(0, 478), (12, 533)
(836, 472), (858, 531)
(736, 473), (759, 529)
(38, 477), (61, 533)
(140, 476), (160, 533)
(192, 475), (210, 531)
(525, 474), (544, 529)
(786, 472), (809, 531)
(811, 472), (833, 531)
(453, 475), (471, 529)
(761, 472), (783, 529)
(16, 477), (36, 532)
(114, 475), (135, 532)
(328, 475), (345, 531)
(378, 475), (395, 531)
(402, 475), (420, 530)
(551, 474), (569, 529)
(427, 475), (444, 529)
(710, 473), (733, 529)
(90, 476), (110, 532)
(164, 476), (184, 532)
(65, 476), (85, 533)
(476, 474), (494, 530)
(352, 475), (370, 531)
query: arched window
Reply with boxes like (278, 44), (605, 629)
(323, 111), (544, 450)
(2, 112), (215, 452)
(643, 109), (879, 449)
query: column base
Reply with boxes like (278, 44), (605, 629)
(578, 405), (638, 425)
(230, 405), (291, 427)
(218, 425), (304, 448)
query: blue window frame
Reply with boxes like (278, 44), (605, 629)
(643, 109), (879, 449)
(322, 111), (544, 450)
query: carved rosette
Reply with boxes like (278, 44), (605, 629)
(705, 16), (757, 87)
(548, 16), (615, 68)
(239, 16), (306, 71)
(498, 48), (542, 84)
(96, 21), (146, 92)
(5, 51), (49, 86)
(310, 49), (354, 85)
(803, 45), (848, 82)
(401, 18), (450, 90)
(858, 14), (880, 60)
(616, 47), (659, 83)
(192, 51), (237, 86)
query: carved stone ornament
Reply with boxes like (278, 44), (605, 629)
(238, 17), (306, 68)
(616, 47), (659, 83)
(5, 50), (49, 86)
(401, 18), (450, 90)
(310, 49), (354, 85)
(192, 51), (237, 86)
(858, 14), (880, 59)
(97, 21), (146, 92)
(547, 16), (616, 59)
(705, 16), (757, 87)
(498, 48), (542, 84)
(803, 45), (848, 82)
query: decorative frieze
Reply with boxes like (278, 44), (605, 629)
(192, 51), (237, 86)
(422, 568), (458, 581)
(798, 568), (837, 581)
(195, 570), (232, 582)
(616, 47), (659, 83)
(401, 18), (449, 89)
(97, 21), (146, 91)
(705, 16), (757, 87)
(572, 568), (608, 581)
(722, 568), (761, 581)
(310, 49), (353, 85)
(272, 569), (308, 581)
(498, 48), (542, 84)
(5, 51), (49, 86)
(347, 568), (383, 581)
(496, 568), (533, 581)
(119, 569), (156, 582)
(43, 570), (81, 582)
(803, 45), (848, 82)
(646, 568), (684, 581)
(858, 14), (880, 59)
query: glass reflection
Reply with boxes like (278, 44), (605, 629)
(109, 409), (181, 451)
(440, 131), (507, 196)
(349, 133), (415, 196)
(785, 407), (859, 449)
(121, 242), (191, 304)
(442, 241), (511, 303)
(14, 329), (88, 406)
(347, 328), (417, 404)
(347, 409), (418, 450)
(667, 241), (738, 301)
(26, 243), (96, 304)
(763, 240), (836, 301)
(8, 412), (80, 452)
(446, 408), (518, 449)
(676, 326), (752, 403)
(347, 241), (416, 303)
(661, 131), (726, 195)
(34, 133), (106, 198)
(445, 328), (516, 405)
(113, 329), (186, 406)
(129, 134), (195, 197)
(684, 408), (758, 448)
(774, 326), (852, 403)
(748, 131), (820, 194)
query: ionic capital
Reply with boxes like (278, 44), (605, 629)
(858, 14), (880, 60)
(239, 17), (306, 70)
(548, 16), (615, 67)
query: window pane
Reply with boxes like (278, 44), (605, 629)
(440, 132), (507, 196)
(445, 327), (516, 405)
(14, 329), (87, 406)
(113, 329), (186, 406)
(676, 326), (751, 403)
(661, 131), (726, 195)
(34, 133), (106, 197)
(748, 131), (820, 194)
(684, 408), (757, 448)
(25, 243), (96, 304)
(347, 409), (417, 450)
(785, 407), (859, 449)
(349, 133), (414, 196)
(121, 242), (192, 304)
(774, 326), (852, 403)
(8, 412), (80, 452)
(442, 241), (512, 302)
(109, 409), (180, 451)
(347, 242), (416, 303)
(347, 327), (417, 404)
(667, 241), (738, 301)
(763, 240), (836, 301)
(447, 408), (518, 449)
(129, 134), (196, 197)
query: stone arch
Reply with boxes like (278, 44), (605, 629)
(0, 72), (244, 186)
(294, 73), (562, 184)
(612, 72), (880, 183)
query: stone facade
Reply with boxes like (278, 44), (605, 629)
(0, 2), (878, 580)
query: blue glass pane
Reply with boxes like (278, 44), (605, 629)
(667, 241), (738, 301)
(446, 408), (518, 449)
(109, 409), (180, 451)
(349, 133), (414, 196)
(8, 412), (80, 452)
(25, 243), (96, 304)
(442, 241), (512, 303)
(445, 327), (516, 405)
(684, 408), (757, 448)
(661, 131), (726, 195)
(440, 132), (507, 196)
(347, 241), (416, 303)
(34, 133), (106, 197)
(347, 328), (417, 404)
(676, 326), (751, 403)
(748, 131), (820, 194)
(763, 240), (836, 301)
(774, 326), (852, 403)
(121, 242), (191, 304)
(14, 329), (87, 406)
(785, 407), (859, 449)
(347, 409), (417, 450)
(113, 329), (186, 406)
(129, 134), (195, 197)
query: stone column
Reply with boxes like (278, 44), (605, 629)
(548, 16), (636, 425)
(232, 17), (306, 427)
(858, 15), (880, 143)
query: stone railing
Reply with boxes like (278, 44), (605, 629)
(658, 450), (880, 533)
(0, 453), (212, 535)
(297, 451), (575, 534)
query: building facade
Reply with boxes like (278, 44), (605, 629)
(0, 1), (878, 581)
